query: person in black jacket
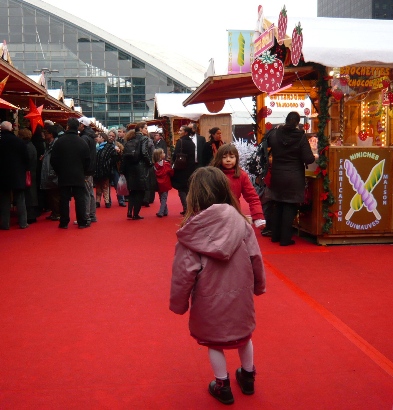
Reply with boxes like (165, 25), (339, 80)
(0, 121), (29, 229)
(268, 111), (316, 246)
(171, 125), (197, 215)
(78, 117), (97, 224)
(50, 117), (91, 229)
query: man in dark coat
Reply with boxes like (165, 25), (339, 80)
(153, 131), (168, 157)
(50, 117), (91, 229)
(0, 121), (29, 229)
(171, 125), (197, 214)
(268, 111), (316, 246)
(189, 122), (206, 168)
(78, 116), (97, 224)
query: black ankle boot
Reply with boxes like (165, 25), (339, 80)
(208, 375), (234, 405)
(236, 367), (256, 395)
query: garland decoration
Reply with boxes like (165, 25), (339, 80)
(315, 64), (336, 233)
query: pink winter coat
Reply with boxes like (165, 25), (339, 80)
(170, 203), (266, 344)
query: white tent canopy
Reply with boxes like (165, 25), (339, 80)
(154, 93), (254, 125)
(266, 16), (393, 68)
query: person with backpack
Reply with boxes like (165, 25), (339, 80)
(268, 112), (316, 246)
(121, 122), (152, 220)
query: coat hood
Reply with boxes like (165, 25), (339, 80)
(176, 203), (249, 261)
(277, 125), (305, 147)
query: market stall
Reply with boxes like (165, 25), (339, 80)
(184, 15), (393, 244)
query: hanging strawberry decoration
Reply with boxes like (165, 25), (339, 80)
(277, 5), (288, 45)
(265, 122), (272, 130)
(267, 108), (272, 116)
(332, 88), (344, 101)
(291, 22), (303, 66)
(251, 51), (284, 93)
(358, 130), (368, 141)
(304, 123), (310, 131)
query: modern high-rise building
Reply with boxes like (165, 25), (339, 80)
(0, 0), (204, 127)
(318, 0), (393, 19)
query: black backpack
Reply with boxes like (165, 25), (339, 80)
(247, 128), (275, 179)
(123, 137), (141, 164)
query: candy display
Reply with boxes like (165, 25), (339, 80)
(344, 159), (382, 220)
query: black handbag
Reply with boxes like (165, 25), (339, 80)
(173, 139), (188, 170)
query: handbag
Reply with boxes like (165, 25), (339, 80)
(116, 174), (129, 196)
(25, 171), (32, 187)
(173, 139), (188, 170)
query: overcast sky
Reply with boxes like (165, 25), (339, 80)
(41, 0), (317, 74)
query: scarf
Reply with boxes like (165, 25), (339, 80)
(97, 141), (107, 151)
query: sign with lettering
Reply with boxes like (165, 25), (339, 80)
(334, 149), (391, 233)
(339, 66), (390, 90)
(254, 24), (274, 58)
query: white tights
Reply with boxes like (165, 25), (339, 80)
(208, 339), (254, 380)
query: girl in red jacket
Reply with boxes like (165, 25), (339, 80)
(153, 148), (174, 217)
(211, 144), (265, 228)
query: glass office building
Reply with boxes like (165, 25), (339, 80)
(318, 0), (393, 19)
(0, 0), (202, 127)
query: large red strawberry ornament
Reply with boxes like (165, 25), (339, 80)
(291, 22), (303, 66)
(277, 5), (288, 45)
(358, 130), (368, 141)
(251, 51), (284, 93)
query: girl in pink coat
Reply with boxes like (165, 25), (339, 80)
(170, 167), (266, 405)
(211, 144), (265, 229)
(153, 148), (174, 217)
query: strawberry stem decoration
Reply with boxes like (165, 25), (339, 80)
(291, 22), (303, 66)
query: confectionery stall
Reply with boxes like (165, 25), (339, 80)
(183, 14), (393, 244)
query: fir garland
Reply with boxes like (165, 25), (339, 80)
(315, 64), (336, 234)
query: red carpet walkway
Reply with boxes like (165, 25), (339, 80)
(1, 189), (393, 409)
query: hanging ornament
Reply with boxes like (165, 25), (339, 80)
(266, 108), (272, 116)
(304, 107), (310, 116)
(251, 51), (284, 93)
(24, 98), (44, 134)
(265, 122), (272, 130)
(205, 100), (225, 113)
(303, 123), (310, 131)
(358, 130), (368, 141)
(291, 22), (303, 66)
(277, 5), (288, 45)
(332, 88), (344, 101)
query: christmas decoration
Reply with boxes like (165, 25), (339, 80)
(304, 123), (310, 131)
(265, 122), (272, 130)
(24, 99), (44, 134)
(266, 108), (272, 116)
(332, 88), (344, 101)
(304, 107), (310, 115)
(291, 22), (303, 66)
(382, 80), (390, 89)
(251, 51), (284, 93)
(358, 130), (368, 141)
(277, 5), (288, 45)
(205, 100), (225, 113)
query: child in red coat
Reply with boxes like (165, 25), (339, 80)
(153, 148), (174, 217)
(211, 144), (265, 228)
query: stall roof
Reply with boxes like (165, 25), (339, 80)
(0, 59), (79, 124)
(183, 67), (313, 106)
(155, 93), (254, 124)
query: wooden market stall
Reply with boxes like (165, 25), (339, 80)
(183, 16), (393, 245)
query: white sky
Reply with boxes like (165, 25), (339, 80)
(41, 0), (317, 75)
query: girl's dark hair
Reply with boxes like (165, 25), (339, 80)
(210, 144), (241, 178)
(98, 132), (108, 142)
(181, 166), (247, 226)
(284, 111), (301, 129)
(180, 125), (192, 136)
(208, 127), (220, 141)
(153, 148), (164, 163)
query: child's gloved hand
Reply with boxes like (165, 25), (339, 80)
(254, 219), (266, 228)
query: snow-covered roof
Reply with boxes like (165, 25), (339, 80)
(266, 16), (393, 67)
(155, 93), (254, 124)
(24, 0), (205, 87)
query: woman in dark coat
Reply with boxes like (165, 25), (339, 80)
(268, 111), (316, 246)
(122, 122), (152, 220)
(171, 125), (197, 215)
(202, 127), (224, 166)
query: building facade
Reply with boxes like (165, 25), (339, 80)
(0, 0), (203, 127)
(318, 0), (393, 19)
